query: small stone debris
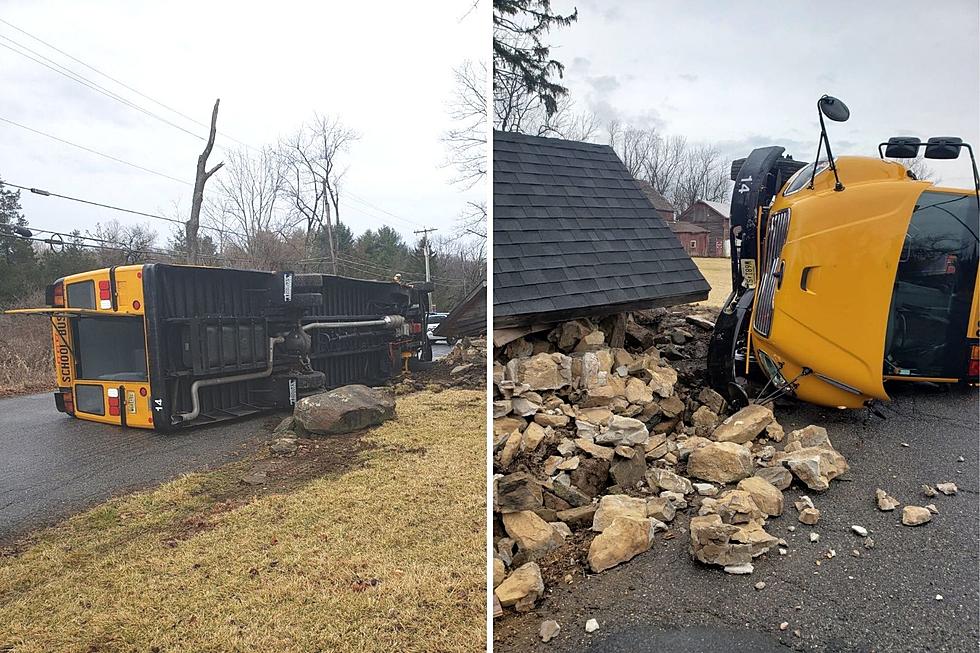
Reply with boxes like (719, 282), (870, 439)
(779, 622), (789, 631)
(926, 504), (939, 514)
(809, 532), (820, 543)
(922, 484), (938, 498)
(936, 594), (944, 601)
(902, 506), (933, 526)
(957, 456), (965, 463)
(875, 488), (900, 511)
(539, 620), (561, 643)
(723, 562), (755, 575)
(240, 471), (267, 485)
(585, 618), (599, 633)
(936, 482), (958, 495)
(864, 536), (875, 549)
(754, 581), (767, 590)
(270, 437), (298, 455)
(851, 525), (868, 537)
(901, 442), (910, 447)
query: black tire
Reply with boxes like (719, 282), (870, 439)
(292, 273), (324, 289)
(294, 370), (326, 391)
(445, 336), (458, 346)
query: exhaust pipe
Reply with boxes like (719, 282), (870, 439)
(302, 314), (405, 332)
(172, 336), (285, 425)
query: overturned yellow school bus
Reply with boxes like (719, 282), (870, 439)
(7, 264), (431, 431)
(708, 95), (979, 409)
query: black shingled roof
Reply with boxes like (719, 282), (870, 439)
(493, 130), (710, 327)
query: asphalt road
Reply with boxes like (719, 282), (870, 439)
(495, 383), (979, 653)
(0, 392), (281, 545)
(0, 346), (452, 546)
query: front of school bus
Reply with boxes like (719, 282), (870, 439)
(41, 265), (156, 428)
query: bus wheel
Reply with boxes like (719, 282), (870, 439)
(418, 339), (433, 362)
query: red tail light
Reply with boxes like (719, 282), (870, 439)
(98, 280), (111, 301)
(60, 388), (74, 415)
(107, 387), (120, 416)
(411, 323), (422, 334)
(969, 345), (979, 378)
(52, 281), (65, 307)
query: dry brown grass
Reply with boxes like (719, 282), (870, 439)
(0, 389), (487, 653)
(693, 257), (732, 309)
(0, 292), (55, 396)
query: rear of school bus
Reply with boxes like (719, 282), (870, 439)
(46, 265), (155, 428)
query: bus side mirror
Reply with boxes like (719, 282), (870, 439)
(924, 137), (963, 160)
(885, 137), (922, 159)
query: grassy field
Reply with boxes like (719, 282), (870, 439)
(692, 257), (732, 309)
(0, 389), (487, 653)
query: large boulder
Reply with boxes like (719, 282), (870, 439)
(773, 445), (849, 492)
(687, 441), (754, 484)
(689, 514), (776, 567)
(293, 385), (395, 435)
(736, 476), (784, 516)
(506, 353), (573, 391)
(588, 517), (655, 572)
(496, 473), (543, 513)
(712, 404), (774, 444)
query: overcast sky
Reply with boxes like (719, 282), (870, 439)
(0, 0), (485, 247)
(550, 0), (979, 188)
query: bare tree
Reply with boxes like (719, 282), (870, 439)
(210, 147), (292, 261)
(897, 157), (940, 183)
(89, 220), (158, 266)
(643, 134), (688, 197)
(607, 122), (654, 179)
(445, 60), (487, 189)
(671, 144), (732, 211)
(279, 115), (358, 273)
(186, 99), (223, 264)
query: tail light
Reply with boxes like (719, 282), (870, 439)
(49, 281), (65, 307)
(107, 387), (120, 416)
(969, 345), (979, 378)
(411, 322), (422, 334)
(55, 387), (74, 415)
(98, 280), (111, 301)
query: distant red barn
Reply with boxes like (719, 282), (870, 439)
(669, 221), (710, 257)
(675, 200), (731, 257)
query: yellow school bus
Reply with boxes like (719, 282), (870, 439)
(708, 96), (979, 409)
(8, 264), (431, 431)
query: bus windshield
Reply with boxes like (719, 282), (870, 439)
(72, 316), (148, 381)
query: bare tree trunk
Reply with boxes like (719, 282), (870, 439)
(186, 99), (224, 264)
(321, 178), (337, 274)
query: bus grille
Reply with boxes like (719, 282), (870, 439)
(753, 209), (791, 337)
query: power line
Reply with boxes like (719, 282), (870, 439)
(0, 19), (255, 151)
(0, 116), (191, 185)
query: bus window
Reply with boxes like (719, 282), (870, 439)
(75, 384), (106, 415)
(73, 316), (148, 381)
(884, 192), (979, 377)
(66, 280), (96, 309)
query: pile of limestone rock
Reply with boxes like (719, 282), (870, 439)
(491, 310), (850, 617)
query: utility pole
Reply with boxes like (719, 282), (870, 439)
(414, 227), (436, 310)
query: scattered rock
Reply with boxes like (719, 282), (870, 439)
(754, 581), (766, 590)
(294, 384), (396, 435)
(240, 471), (267, 485)
(694, 482), (719, 497)
(539, 620), (560, 643)
(585, 618), (599, 633)
(588, 517), (655, 572)
(495, 562), (544, 611)
(922, 484), (938, 498)
(496, 473), (543, 513)
(270, 437), (298, 455)
(798, 508), (820, 525)
(712, 404), (774, 444)
(697, 386), (726, 414)
(724, 562), (754, 575)
(936, 482), (958, 495)
(502, 511), (564, 559)
(875, 488), (900, 511)
(902, 506), (932, 526)
(687, 441), (754, 484)
(756, 465), (793, 491)
(592, 495), (647, 532)
(493, 558), (506, 588)
(852, 525), (868, 537)
(809, 532), (820, 543)
(926, 504), (939, 514)
(647, 468), (694, 495)
(737, 476), (784, 516)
